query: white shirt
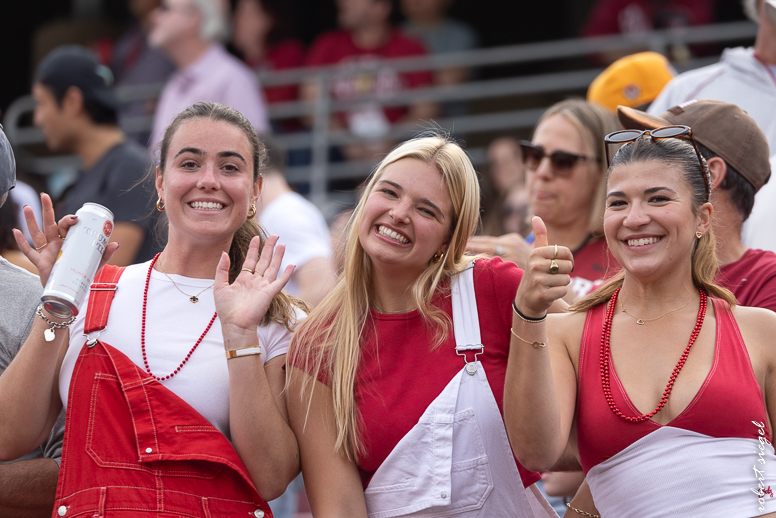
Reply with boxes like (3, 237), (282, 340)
(742, 155), (776, 253)
(60, 261), (298, 439)
(258, 191), (333, 296)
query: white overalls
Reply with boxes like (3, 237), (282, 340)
(364, 264), (559, 517)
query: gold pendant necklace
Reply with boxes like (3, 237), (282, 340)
(157, 258), (215, 303)
(620, 291), (696, 325)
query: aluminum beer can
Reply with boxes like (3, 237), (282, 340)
(41, 203), (114, 319)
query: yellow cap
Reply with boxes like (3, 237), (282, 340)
(587, 52), (675, 113)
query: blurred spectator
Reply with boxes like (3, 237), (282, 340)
(148, 0), (270, 150)
(468, 100), (621, 300)
(480, 136), (526, 236)
(587, 51), (675, 112)
(302, 0), (436, 161)
(33, 46), (159, 265)
(501, 184), (531, 238)
(9, 180), (43, 244)
(111, 0), (176, 145)
(649, 0), (776, 150)
(232, 0), (305, 106)
(0, 197), (36, 274)
(619, 99), (776, 311)
(0, 122), (64, 518)
(400, 0), (478, 88)
(583, 0), (714, 37)
(256, 134), (336, 307)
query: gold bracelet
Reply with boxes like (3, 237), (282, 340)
(225, 345), (263, 360)
(566, 503), (601, 518)
(510, 328), (547, 348)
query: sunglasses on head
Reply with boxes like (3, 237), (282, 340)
(604, 125), (711, 202)
(519, 141), (598, 178)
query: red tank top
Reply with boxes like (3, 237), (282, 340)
(576, 296), (770, 474)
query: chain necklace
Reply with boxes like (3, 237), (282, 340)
(601, 287), (707, 423)
(142, 253), (217, 381)
(620, 290), (695, 325)
(156, 254), (215, 303)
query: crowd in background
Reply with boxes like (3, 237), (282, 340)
(1, 0), (776, 517)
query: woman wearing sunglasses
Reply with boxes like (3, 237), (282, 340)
(468, 99), (620, 300)
(504, 127), (776, 517)
(285, 134), (561, 517)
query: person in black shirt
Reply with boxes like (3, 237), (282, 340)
(32, 45), (160, 264)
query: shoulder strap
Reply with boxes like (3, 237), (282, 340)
(451, 261), (482, 351)
(84, 265), (126, 334)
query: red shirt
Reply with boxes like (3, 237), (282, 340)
(570, 237), (621, 299)
(304, 29), (433, 123)
(248, 39), (305, 105)
(717, 248), (776, 312)
(582, 0), (714, 37)
(294, 258), (540, 490)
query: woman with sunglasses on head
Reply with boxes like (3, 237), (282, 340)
(0, 101), (305, 516)
(285, 133), (562, 517)
(469, 99), (621, 301)
(504, 127), (776, 518)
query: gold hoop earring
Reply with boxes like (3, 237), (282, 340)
(156, 198), (165, 212)
(696, 231), (703, 239)
(247, 202), (257, 220)
(432, 252), (444, 264)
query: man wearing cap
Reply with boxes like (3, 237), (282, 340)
(33, 45), (159, 265)
(648, 0), (776, 150)
(0, 124), (65, 517)
(147, 0), (269, 151)
(587, 51), (676, 113)
(618, 99), (776, 312)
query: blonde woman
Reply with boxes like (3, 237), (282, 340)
(469, 99), (621, 300)
(287, 134), (562, 517)
(505, 132), (776, 517)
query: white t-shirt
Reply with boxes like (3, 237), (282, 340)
(60, 261), (298, 439)
(258, 191), (333, 296)
(742, 155), (776, 254)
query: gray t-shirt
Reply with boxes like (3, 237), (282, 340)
(56, 140), (161, 262)
(0, 258), (65, 465)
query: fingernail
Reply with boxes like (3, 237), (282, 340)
(116, 243), (120, 248)
(70, 215), (77, 219)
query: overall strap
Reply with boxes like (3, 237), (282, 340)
(84, 265), (126, 334)
(451, 261), (482, 352)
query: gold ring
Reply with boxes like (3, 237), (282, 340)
(58, 235), (65, 240)
(35, 242), (48, 251)
(549, 259), (559, 274)
(241, 268), (255, 274)
(553, 244), (558, 259)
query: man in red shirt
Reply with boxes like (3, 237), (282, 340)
(618, 99), (776, 311)
(302, 0), (436, 161)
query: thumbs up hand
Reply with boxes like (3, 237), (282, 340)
(513, 217), (573, 318)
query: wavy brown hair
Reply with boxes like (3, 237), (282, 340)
(571, 136), (736, 313)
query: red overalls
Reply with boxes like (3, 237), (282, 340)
(52, 266), (273, 518)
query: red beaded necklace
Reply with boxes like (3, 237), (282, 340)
(142, 253), (218, 381)
(600, 287), (707, 423)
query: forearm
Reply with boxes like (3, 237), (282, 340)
(503, 315), (569, 471)
(0, 457), (58, 517)
(227, 345), (299, 500)
(0, 315), (65, 460)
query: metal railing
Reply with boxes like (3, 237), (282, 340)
(3, 20), (756, 212)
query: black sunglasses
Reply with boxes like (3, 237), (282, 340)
(519, 141), (599, 178)
(604, 125), (711, 202)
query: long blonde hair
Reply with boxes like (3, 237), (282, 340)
(287, 134), (482, 460)
(571, 137), (736, 312)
